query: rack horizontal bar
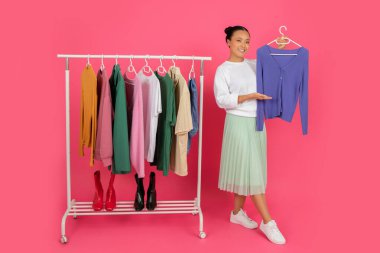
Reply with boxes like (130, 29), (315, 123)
(57, 54), (212, 61)
(68, 200), (199, 216)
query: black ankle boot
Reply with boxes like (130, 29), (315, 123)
(134, 174), (145, 211)
(146, 172), (157, 210)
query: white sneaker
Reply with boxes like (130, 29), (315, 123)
(259, 220), (286, 244)
(230, 209), (258, 229)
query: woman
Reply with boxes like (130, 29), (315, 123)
(214, 26), (286, 245)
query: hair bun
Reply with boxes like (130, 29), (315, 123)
(224, 26), (233, 35)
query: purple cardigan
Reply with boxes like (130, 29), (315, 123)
(256, 45), (309, 135)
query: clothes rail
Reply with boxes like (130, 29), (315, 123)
(57, 54), (212, 244)
(57, 54), (212, 61)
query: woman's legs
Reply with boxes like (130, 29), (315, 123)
(233, 194), (246, 214)
(251, 194), (272, 223)
(231, 193), (258, 229)
(252, 194), (286, 244)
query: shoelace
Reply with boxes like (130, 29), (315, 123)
(241, 210), (253, 222)
(267, 223), (281, 237)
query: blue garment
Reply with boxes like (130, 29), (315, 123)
(256, 45), (309, 135)
(188, 78), (199, 152)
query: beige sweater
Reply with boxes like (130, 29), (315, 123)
(168, 67), (193, 176)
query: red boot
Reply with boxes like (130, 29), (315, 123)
(105, 173), (116, 211)
(92, 170), (104, 211)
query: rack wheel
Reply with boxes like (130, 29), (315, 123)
(60, 235), (68, 244)
(199, 232), (207, 239)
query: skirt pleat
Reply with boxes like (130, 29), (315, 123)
(218, 113), (267, 196)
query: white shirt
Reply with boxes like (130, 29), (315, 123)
(214, 59), (257, 117)
(137, 70), (162, 162)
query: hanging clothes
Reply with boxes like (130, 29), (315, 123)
(94, 68), (113, 168)
(187, 78), (199, 153)
(137, 70), (162, 164)
(124, 74), (134, 140)
(256, 45), (309, 135)
(109, 64), (131, 174)
(79, 65), (97, 167)
(150, 71), (176, 176)
(124, 74), (145, 178)
(168, 67), (193, 176)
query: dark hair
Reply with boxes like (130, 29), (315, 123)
(224, 26), (250, 42)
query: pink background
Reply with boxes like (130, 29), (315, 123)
(1, 0), (379, 252)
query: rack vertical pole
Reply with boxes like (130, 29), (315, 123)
(65, 58), (72, 207)
(197, 60), (205, 235)
(61, 58), (71, 244)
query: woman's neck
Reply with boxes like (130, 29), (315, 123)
(227, 55), (244, 62)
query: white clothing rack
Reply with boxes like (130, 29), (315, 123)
(57, 54), (212, 244)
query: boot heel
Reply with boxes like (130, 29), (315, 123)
(92, 170), (104, 211)
(105, 173), (116, 211)
(134, 174), (145, 211)
(147, 172), (157, 210)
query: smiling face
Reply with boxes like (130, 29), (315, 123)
(227, 30), (250, 61)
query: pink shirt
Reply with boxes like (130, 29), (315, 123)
(95, 69), (113, 167)
(124, 74), (145, 178)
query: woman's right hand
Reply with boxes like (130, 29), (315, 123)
(238, 93), (272, 104)
(253, 93), (272, 100)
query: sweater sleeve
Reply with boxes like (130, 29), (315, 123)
(90, 76), (97, 167)
(214, 67), (238, 109)
(79, 73), (85, 156)
(256, 50), (265, 131)
(300, 51), (309, 135)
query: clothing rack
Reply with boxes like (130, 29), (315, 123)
(57, 54), (212, 244)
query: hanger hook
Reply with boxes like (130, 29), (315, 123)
(87, 54), (90, 65)
(115, 54), (119, 65)
(160, 55), (164, 66)
(172, 55), (176, 67)
(129, 55), (133, 65)
(279, 25), (287, 36)
(189, 56), (195, 80)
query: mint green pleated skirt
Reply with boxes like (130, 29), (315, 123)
(218, 113), (267, 196)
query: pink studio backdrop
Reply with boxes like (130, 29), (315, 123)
(1, 0), (379, 252)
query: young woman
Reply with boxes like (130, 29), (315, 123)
(214, 26), (286, 245)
